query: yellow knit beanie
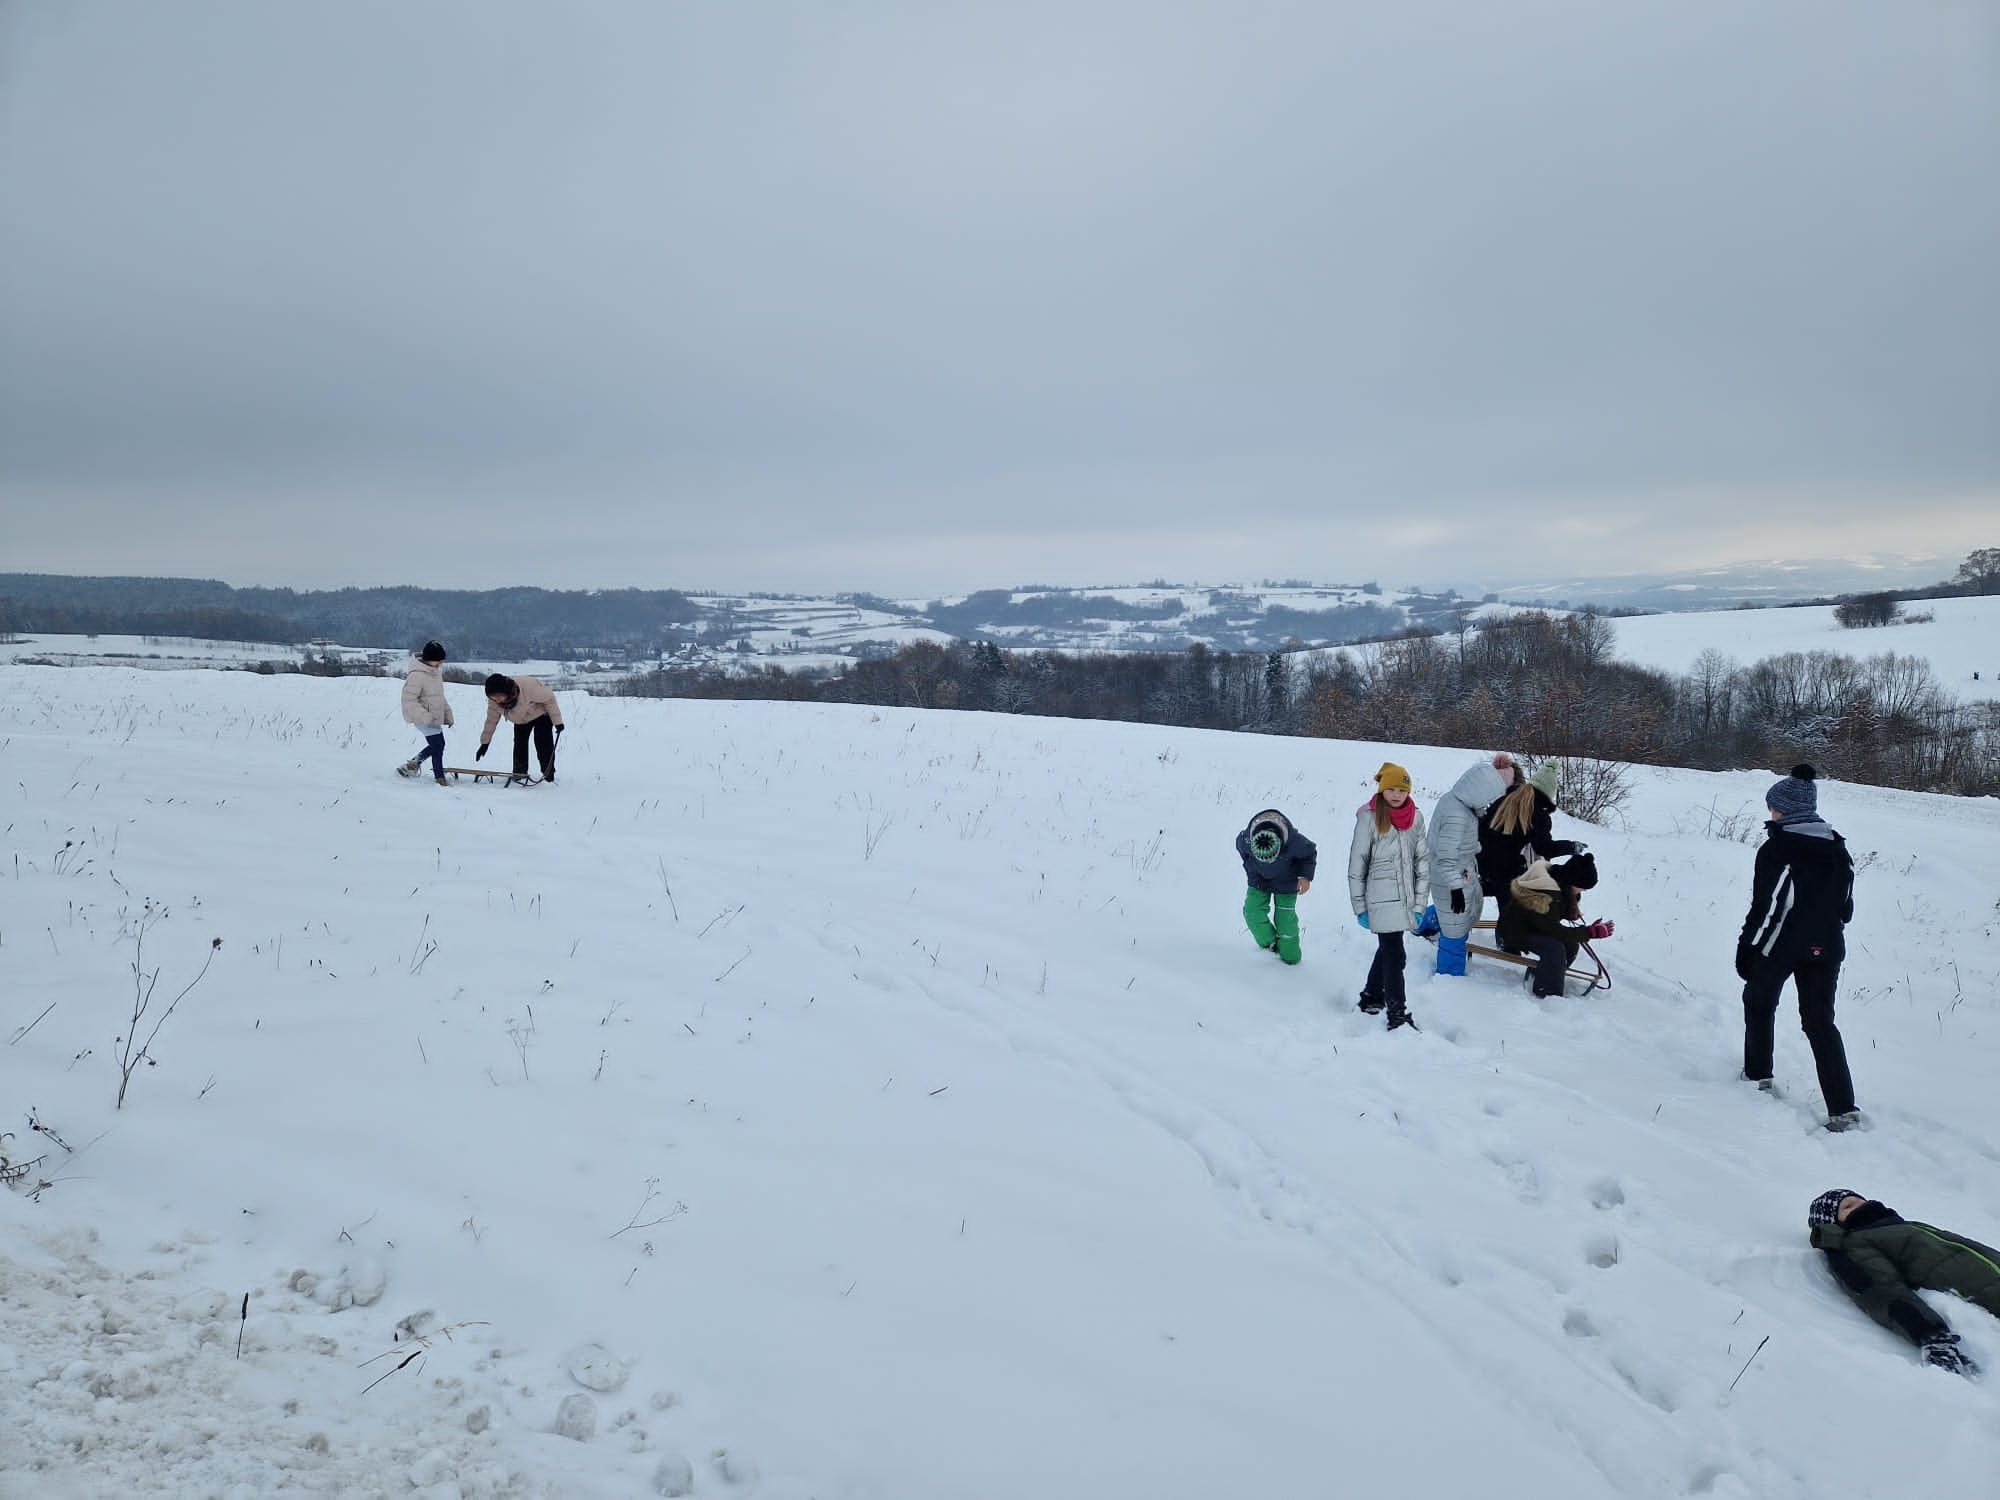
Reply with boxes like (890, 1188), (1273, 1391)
(1375, 761), (1412, 792)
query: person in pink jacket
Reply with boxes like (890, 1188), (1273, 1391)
(396, 641), (456, 784)
(477, 673), (565, 783)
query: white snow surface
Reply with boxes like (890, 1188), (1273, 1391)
(1609, 596), (2000, 701)
(4, 665), (2000, 1499)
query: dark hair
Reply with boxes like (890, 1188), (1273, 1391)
(484, 673), (517, 698)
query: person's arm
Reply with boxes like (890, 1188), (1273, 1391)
(1840, 843), (1855, 926)
(401, 673), (422, 720)
(1529, 806), (1577, 861)
(1411, 811), (1431, 904)
(1292, 832), (1317, 886)
(1737, 839), (1784, 967)
(1819, 1242), (1953, 1346)
(1346, 814), (1371, 914)
(480, 697), (503, 747)
(540, 684), (564, 727)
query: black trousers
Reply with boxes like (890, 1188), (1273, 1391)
(1519, 935), (1570, 997)
(1364, 931), (1407, 1011)
(1742, 958), (1855, 1116)
(512, 713), (556, 777)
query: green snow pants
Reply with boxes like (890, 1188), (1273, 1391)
(1243, 888), (1301, 965)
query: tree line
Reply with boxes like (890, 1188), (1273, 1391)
(0, 575), (700, 658)
(607, 612), (2000, 798)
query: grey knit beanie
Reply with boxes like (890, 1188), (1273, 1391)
(1767, 764), (1819, 818)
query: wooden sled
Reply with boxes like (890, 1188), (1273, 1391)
(440, 767), (543, 785)
(1463, 919), (1612, 994)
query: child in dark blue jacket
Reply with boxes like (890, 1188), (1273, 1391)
(1237, 809), (1317, 965)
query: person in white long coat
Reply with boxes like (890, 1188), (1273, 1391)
(1427, 752), (1515, 975)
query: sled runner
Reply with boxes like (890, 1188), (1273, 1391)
(1463, 919), (1612, 993)
(439, 767), (543, 786)
(1424, 921), (1612, 993)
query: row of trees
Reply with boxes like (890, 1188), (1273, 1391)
(0, 576), (701, 658)
(609, 611), (2000, 798)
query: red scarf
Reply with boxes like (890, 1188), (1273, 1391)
(1382, 797), (1417, 832)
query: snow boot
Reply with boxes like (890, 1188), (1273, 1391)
(1434, 935), (1467, 977)
(1386, 1003), (1418, 1032)
(1825, 1110), (1865, 1133)
(397, 759), (422, 778)
(1356, 990), (1385, 1015)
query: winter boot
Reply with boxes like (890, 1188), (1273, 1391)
(1356, 990), (1385, 1015)
(1824, 1110), (1865, 1133)
(397, 759), (422, 778)
(1434, 935), (1468, 977)
(1386, 1003), (1419, 1032)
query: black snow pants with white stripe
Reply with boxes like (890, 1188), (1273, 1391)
(1742, 956), (1855, 1117)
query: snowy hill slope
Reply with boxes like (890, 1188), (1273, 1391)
(3, 668), (1999, 1499)
(1609, 595), (2000, 702)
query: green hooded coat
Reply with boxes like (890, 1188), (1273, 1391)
(1810, 1201), (2000, 1345)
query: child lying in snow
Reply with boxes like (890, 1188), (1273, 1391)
(1808, 1188), (1999, 1376)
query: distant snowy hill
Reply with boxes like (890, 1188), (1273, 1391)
(1482, 553), (1956, 612)
(1608, 596), (2000, 701)
(5, 665), (2000, 1498)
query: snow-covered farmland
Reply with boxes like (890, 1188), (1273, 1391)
(1608, 596), (2000, 702)
(4, 666), (2000, 1499)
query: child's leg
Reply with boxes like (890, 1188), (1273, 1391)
(1272, 893), (1302, 964)
(423, 732), (446, 780)
(1375, 930), (1407, 1009)
(1242, 888), (1277, 949)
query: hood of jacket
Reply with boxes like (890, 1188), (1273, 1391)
(1446, 760), (1510, 816)
(1809, 1201), (1904, 1248)
(1767, 816), (1843, 849)
(1244, 809), (1292, 844)
(1508, 858), (1564, 917)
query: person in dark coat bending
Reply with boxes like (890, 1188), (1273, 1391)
(1737, 764), (1859, 1131)
(1236, 809), (1316, 965)
(1808, 1188), (1999, 1375)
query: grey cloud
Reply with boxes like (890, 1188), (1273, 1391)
(2, 1), (1995, 593)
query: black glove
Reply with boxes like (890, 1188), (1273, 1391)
(554, 724), (564, 740)
(1450, 888), (1465, 915)
(475, 743), (488, 761)
(1922, 1333), (1977, 1376)
(1734, 943), (1754, 982)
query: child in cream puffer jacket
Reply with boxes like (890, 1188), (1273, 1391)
(398, 641), (456, 784)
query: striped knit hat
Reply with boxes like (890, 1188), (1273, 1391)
(1808, 1188), (1862, 1227)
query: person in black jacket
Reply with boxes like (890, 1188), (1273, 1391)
(1236, 809), (1316, 966)
(1807, 1187), (1995, 1375)
(1476, 762), (1581, 912)
(1736, 765), (1859, 1130)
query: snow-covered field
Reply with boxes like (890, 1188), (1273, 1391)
(5, 666), (2000, 1499)
(1610, 596), (2000, 701)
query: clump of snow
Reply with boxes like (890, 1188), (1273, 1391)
(553, 1393), (597, 1441)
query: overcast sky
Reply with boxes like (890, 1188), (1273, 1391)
(2, 1), (1995, 596)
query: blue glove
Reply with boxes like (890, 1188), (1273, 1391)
(1355, 912), (1370, 931)
(1416, 904), (1440, 937)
